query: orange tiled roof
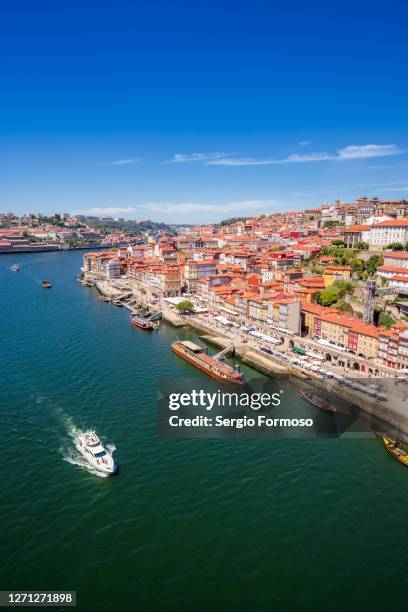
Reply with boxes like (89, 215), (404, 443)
(344, 225), (371, 232)
(378, 266), (408, 274)
(374, 219), (408, 227)
(390, 275), (408, 282)
(384, 251), (408, 259)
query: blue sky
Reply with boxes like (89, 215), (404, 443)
(1, 0), (408, 223)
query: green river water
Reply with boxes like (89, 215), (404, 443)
(1, 251), (407, 611)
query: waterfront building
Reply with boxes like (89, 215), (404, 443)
(267, 298), (301, 334)
(377, 324), (408, 370)
(104, 259), (120, 278)
(82, 252), (121, 279)
(183, 259), (217, 292)
(129, 263), (182, 297)
(301, 302), (381, 362)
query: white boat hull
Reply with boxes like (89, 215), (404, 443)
(75, 443), (116, 475)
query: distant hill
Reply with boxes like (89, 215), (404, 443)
(216, 216), (248, 227)
(80, 217), (173, 235)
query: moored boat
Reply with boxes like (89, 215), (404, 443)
(75, 430), (116, 475)
(171, 340), (244, 384)
(11, 264), (20, 272)
(112, 300), (123, 307)
(299, 387), (335, 412)
(42, 279), (52, 288)
(383, 436), (408, 467)
(131, 314), (159, 330)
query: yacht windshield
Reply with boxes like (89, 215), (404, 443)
(94, 450), (106, 458)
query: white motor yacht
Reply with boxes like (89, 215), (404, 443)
(75, 430), (116, 475)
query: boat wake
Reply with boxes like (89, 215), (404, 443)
(28, 389), (116, 477)
(61, 446), (110, 478)
(53, 405), (82, 440)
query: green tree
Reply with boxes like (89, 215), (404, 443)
(378, 311), (396, 329)
(355, 242), (369, 250)
(316, 280), (353, 307)
(311, 266), (323, 274)
(324, 221), (345, 228)
(176, 300), (194, 314)
(349, 258), (366, 278)
(317, 287), (340, 307)
(386, 242), (403, 251)
(331, 239), (346, 247)
(366, 254), (382, 276)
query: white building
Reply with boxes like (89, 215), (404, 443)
(369, 219), (408, 248)
(383, 251), (408, 269)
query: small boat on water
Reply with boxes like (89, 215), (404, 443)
(75, 430), (116, 475)
(42, 279), (52, 289)
(131, 314), (159, 330)
(11, 264), (20, 272)
(112, 300), (123, 307)
(299, 387), (336, 412)
(383, 436), (408, 467)
(99, 296), (110, 302)
(171, 340), (244, 384)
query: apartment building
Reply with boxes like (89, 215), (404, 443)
(267, 298), (301, 334)
(130, 264), (181, 296)
(377, 324), (408, 370)
(301, 303), (380, 360)
(183, 259), (216, 291)
(83, 252), (116, 276)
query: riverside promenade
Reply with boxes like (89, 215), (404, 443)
(162, 311), (408, 438)
(86, 279), (408, 437)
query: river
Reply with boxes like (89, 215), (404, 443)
(1, 251), (407, 610)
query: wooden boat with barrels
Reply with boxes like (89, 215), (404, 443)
(171, 340), (244, 384)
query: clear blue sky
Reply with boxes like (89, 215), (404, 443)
(1, 0), (408, 223)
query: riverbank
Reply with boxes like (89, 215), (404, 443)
(162, 311), (408, 437)
(0, 242), (143, 255)
(82, 276), (408, 437)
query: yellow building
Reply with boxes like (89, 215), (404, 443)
(323, 265), (352, 288)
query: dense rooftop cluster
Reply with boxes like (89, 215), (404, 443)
(81, 196), (408, 373)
